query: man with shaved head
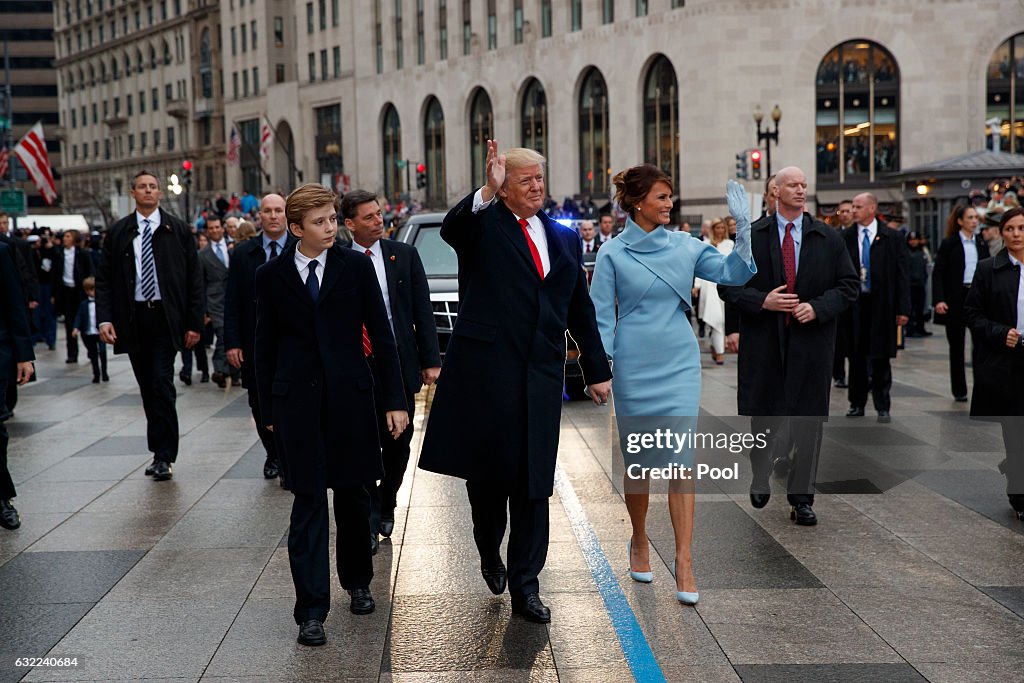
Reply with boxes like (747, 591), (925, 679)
(842, 192), (911, 423)
(720, 166), (859, 526)
(225, 193), (295, 483)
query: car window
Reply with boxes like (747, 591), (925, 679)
(413, 225), (457, 277)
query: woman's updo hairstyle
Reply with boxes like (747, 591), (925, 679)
(612, 164), (674, 219)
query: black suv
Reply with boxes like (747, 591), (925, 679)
(395, 213), (587, 398)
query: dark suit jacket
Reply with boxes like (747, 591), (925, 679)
(0, 233), (39, 305)
(95, 210), (204, 354)
(198, 243), (230, 326)
(253, 242), (405, 495)
(932, 232), (991, 326)
(719, 213), (859, 415)
(53, 245), (94, 308)
(842, 222), (911, 358)
(964, 250), (1024, 418)
(224, 234), (296, 375)
(363, 239), (441, 397)
(0, 243), (34, 383)
(418, 192), (612, 499)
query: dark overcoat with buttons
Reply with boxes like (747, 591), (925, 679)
(418, 191), (612, 499)
(841, 222), (911, 358)
(253, 242), (405, 496)
(95, 211), (204, 355)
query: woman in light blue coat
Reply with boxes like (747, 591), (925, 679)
(591, 165), (756, 604)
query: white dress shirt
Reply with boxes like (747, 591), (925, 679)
(351, 240), (393, 328)
(86, 298), (98, 335)
(133, 208), (163, 301)
(472, 188), (550, 276)
(293, 245), (328, 285)
(582, 239), (597, 253)
(62, 247), (76, 287)
(211, 238), (230, 268)
(960, 230), (979, 285)
(1008, 253), (1024, 332)
(856, 218), (878, 267)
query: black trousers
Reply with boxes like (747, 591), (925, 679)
(832, 341), (846, 382)
(127, 303), (180, 462)
(749, 416), (822, 505)
(82, 334), (108, 380)
(849, 295), (892, 412)
(0, 380), (14, 500)
(909, 284), (927, 334)
(243, 362), (278, 466)
(944, 287), (972, 399)
(180, 343), (209, 376)
(60, 286), (80, 361)
(1000, 419), (1024, 496)
(368, 365), (415, 530)
(288, 485), (373, 624)
(466, 479), (549, 598)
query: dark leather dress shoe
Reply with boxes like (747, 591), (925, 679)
(369, 533), (379, 556)
(379, 513), (395, 538)
(297, 619), (326, 646)
(846, 406), (865, 417)
(481, 560), (507, 595)
(877, 411), (892, 424)
(954, 396), (968, 403)
(263, 458), (280, 479)
(200, 372), (210, 384)
(212, 371), (226, 388)
(1009, 494), (1024, 519)
(349, 588), (375, 615)
(750, 492), (770, 509)
(512, 593), (551, 623)
(791, 503), (817, 526)
(0, 499), (21, 530)
(179, 370), (191, 386)
(152, 461), (173, 481)
(145, 458), (159, 476)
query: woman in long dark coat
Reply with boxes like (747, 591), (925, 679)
(964, 207), (1024, 519)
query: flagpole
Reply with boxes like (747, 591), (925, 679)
(3, 36), (13, 188)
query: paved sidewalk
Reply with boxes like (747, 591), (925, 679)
(1, 334), (1022, 682)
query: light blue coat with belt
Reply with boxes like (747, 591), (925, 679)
(591, 218), (756, 420)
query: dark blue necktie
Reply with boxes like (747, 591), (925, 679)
(861, 228), (872, 293)
(139, 218), (156, 301)
(306, 260), (320, 301)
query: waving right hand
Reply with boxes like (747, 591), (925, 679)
(726, 180), (751, 226)
(482, 140), (505, 202)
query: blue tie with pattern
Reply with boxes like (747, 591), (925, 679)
(861, 228), (871, 293)
(306, 260), (320, 301)
(139, 218), (156, 300)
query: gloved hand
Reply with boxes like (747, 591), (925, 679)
(726, 179), (751, 230)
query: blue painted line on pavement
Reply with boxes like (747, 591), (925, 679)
(553, 466), (666, 683)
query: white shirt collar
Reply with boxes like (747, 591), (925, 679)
(351, 240), (380, 257)
(858, 218), (877, 238)
(136, 208), (161, 229)
(294, 243), (327, 275)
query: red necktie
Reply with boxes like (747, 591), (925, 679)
(585, 243), (591, 253)
(782, 222), (796, 326)
(518, 218), (545, 280)
(362, 249), (373, 356)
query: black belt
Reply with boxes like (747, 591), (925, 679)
(962, 284), (972, 290)
(135, 300), (163, 309)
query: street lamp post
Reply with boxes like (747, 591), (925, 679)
(753, 104), (782, 177)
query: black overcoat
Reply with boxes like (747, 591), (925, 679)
(53, 245), (94, 308)
(932, 232), (991, 326)
(376, 239), (441, 396)
(418, 192), (612, 499)
(95, 211), (204, 354)
(964, 251), (1024, 418)
(253, 242), (405, 496)
(842, 223), (911, 358)
(719, 214), (859, 416)
(0, 243), (34, 381)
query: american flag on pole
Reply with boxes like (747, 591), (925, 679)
(13, 122), (57, 205)
(259, 123), (272, 162)
(0, 143), (8, 180)
(226, 126), (240, 164)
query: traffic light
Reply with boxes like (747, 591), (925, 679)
(750, 150), (762, 180)
(735, 151), (748, 180)
(182, 159), (193, 187)
(416, 162), (427, 189)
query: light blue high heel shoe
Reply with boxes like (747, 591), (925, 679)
(672, 561), (699, 605)
(627, 540), (653, 583)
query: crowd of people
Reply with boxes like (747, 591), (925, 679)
(0, 146), (1020, 650)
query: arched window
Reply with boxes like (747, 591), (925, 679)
(123, 52), (130, 76)
(579, 67), (609, 196)
(111, 56), (118, 80)
(986, 32), (1024, 154)
(381, 104), (402, 200)
(199, 28), (213, 98)
(163, 40), (172, 65)
(136, 48), (144, 73)
(67, 69), (75, 90)
(468, 88), (493, 188)
(815, 40), (899, 184)
(99, 61), (106, 82)
(150, 44), (157, 69)
(423, 96), (446, 206)
(520, 78), (548, 158)
(88, 63), (95, 85)
(643, 55), (679, 189)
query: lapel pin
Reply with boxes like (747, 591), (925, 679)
(390, 255), (396, 261)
